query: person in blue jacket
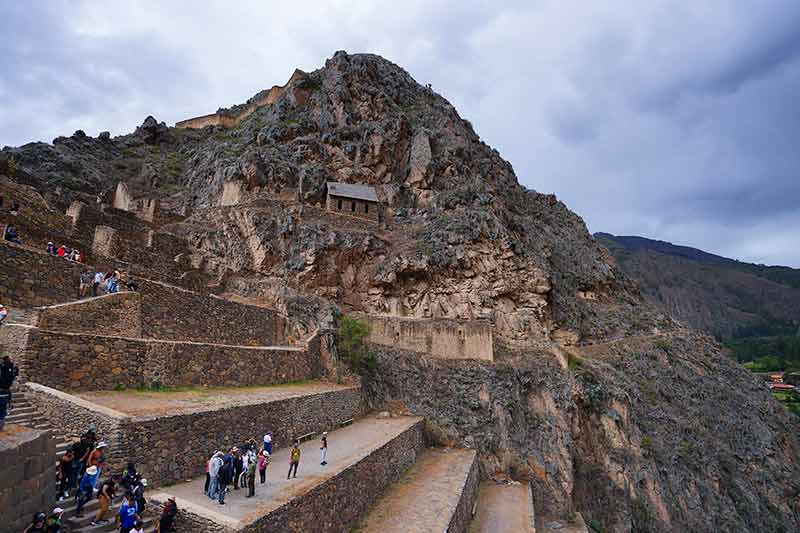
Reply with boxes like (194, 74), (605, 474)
(74, 465), (99, 516)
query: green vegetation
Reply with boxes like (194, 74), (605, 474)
(641, 435), (653, 455)
(589, 518), (605, 533)
(567, 352), (583, 370)
(7, 155), (17, 176)
(337, 315), (377, 374)
(727, 334), (800, 371)
(773, 389), (800, 417)
(631, 497), (655, 533)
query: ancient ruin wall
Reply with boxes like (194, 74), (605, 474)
(123, 387), (364, 487)
(7, 325), (316, 391)
(0, 241), (90, 306)
(36, 292), (143, 337)
(137, 280), (287, 346)
(175, 69), (305, 130)
(364, 315), (494, 361)
(0, 425), (55, 532)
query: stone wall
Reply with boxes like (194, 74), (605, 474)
(363, 315), (494, 361)
(23, 383), (128, 470)
(6, 325), (317, 391)
(326, 194), (380, 222)
(0, 425), (55, 532)
(446, 451), (481, 533)
(0, 241), (90, 306)
(246, 419), (425, 532)
(123, 387), (365, 487)
(137, 280), (286, 346)
(36, 292), (143, 337)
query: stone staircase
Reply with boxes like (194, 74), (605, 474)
(5, 391), (158, 532)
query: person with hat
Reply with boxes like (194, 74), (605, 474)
(231, 447), (243, 490)
(75, 465), (99, 517)
(257, 449), (270, 484)
(156, 496), (178, 532)
(263, 431), (273, 455)
(85, 440), (108, 477)
(116, 492), (139, 533)
(45, 507), (64, 533)
(23, 512), (47, 533)
(132, 478), (148, 516)
(320, 431), (328, 466)
(46, 241), (56, 255)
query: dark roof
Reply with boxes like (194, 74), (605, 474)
(326, 182), (379, 202)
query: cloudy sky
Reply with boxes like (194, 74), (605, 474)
(2, 1), (799, 266)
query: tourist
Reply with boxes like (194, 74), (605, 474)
(57, 447), (75, 500)
(125, 276), (139, 292)
(203, 454), (211, 495)
(46, 241), (56, 255)
(231, 447), (242, 490)
(156, 496), (178, 532)
(45, 507), (64, 532)
(92, 474), (119, 525)
(258, 449), (270, 484)
(287, 440), (301, 479)
(122, 461), (138, 491)
(11, 200), (20, 215)
(56, 245), (65, 258)
(79, 270), (92, 298)
(85, 440), (108, 477)
(131, 519), (146, 533)
(73, 425), (96, 484)
(0, 303), (7, 326)
(3, 224), (21, 244)
(93, 270), (105, 296)
(23, 512), (47, 533)
(207, 451), (223, 500)
(0, 354), (20, 406)
(75, 250), (83, 263)
(263, 431), (274, 454)
(116, 492), (139, 533)
(320, 431), (328, 465)
(132, 478), (148, 516)
(217, 456), (234, 505)
(68, 248), (78, 262)
(75, 465), (99, 517)
(246, 452), (257, 497)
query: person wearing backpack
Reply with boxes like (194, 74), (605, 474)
(287, 440), (301, 479)
(75, 465), (99, 517)
(156, 496), (178, 533)
(91, 475), (119, 525)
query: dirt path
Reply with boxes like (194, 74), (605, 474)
(469, 482), (535, 533)
(358, 448), (476, 532)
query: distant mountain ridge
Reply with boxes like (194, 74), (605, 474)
(596, 232), (800, 339)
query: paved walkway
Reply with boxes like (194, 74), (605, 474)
(469, 481), (535, 533)
(358, 447), (477, 532)
(79, 382), (356, 416)
(151, 415), (421, 528)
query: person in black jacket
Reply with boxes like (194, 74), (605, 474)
(156, 497), (178, 532)
(0, 355), (19, 408)
(217, 457), (233, 505)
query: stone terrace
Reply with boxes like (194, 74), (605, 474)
(469, 482), (536, 533)
(25, 382), (364, 488)
(358, 447), (479, 533)
(151, 415), (425, 532)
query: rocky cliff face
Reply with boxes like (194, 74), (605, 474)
(4, 51), (799, 531)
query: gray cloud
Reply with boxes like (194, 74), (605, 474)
(1, 0), (798, 266)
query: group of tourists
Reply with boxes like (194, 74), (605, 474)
(46, 241), (84, 263)
(4, 224), (22, 244)
(204, 430), (329, 505)
(82, 269), (138, 298)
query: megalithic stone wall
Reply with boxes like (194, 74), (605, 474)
(0, 426), (55, 532)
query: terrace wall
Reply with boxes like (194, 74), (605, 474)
(0, 425), (55, 532)
(4, 325), (315, 391)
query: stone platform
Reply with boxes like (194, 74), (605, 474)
(469, 481), (536, 533)
(358, 447), (479, 533)
(151, 415), (425, 532)
(25, 381), (364, 488)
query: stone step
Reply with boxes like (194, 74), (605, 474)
(70, 514), (156, 533)
(150, 415), (425, 532)
(358, 447), (479, 533)
(469, 481), (536, 533)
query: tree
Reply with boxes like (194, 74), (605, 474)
(336, 316), (375, 373)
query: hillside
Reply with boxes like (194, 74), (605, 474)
(596, 233), (800, 340)
(2, 51), (799, 532)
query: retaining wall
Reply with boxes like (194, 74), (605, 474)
(23, 383), (364, 488)
(447, 451), (481, 533)
(0, 425), (55, 532)
(4, 325), (315, 391)
(363, 315), (494, 361)
(0, 241), (90, 306)
(36, 292), (143, 337)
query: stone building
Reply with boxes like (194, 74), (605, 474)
(326, 182), (380, 221)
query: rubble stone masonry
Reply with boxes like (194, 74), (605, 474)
(3, 325), (316, 391)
